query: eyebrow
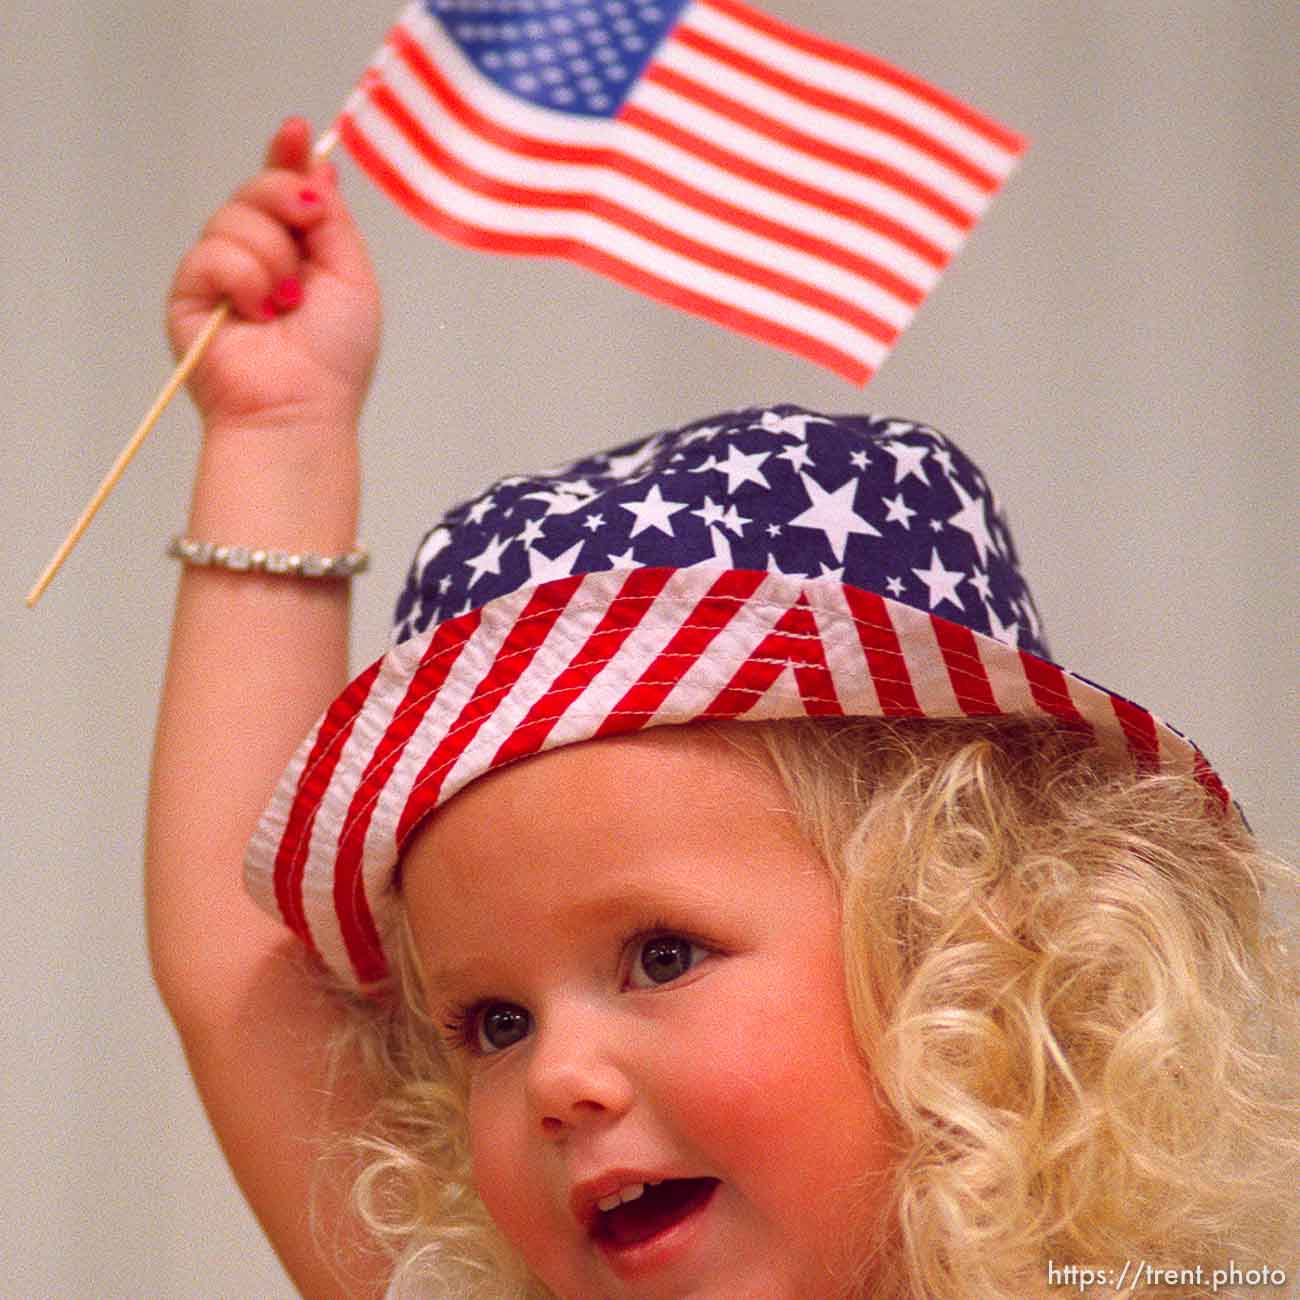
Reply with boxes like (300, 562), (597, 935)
(422, 878), (730, 994)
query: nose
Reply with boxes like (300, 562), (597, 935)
(525, 1004), (636, 1136)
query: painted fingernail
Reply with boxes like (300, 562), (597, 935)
(259, 297), (278, 320)
(299, 188), (321, 204)
(271, 277), (303, 309)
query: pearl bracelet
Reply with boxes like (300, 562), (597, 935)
(167, 535), (369, 579)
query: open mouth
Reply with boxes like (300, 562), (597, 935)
(592, 1177), (720, 1249)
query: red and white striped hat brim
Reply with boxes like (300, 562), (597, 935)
(245, 563), (1229, 991)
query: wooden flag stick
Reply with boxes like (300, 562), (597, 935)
(25, 302), (230, 607)
(25, 130), (338, 609)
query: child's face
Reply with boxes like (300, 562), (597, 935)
(404, 725), (893, 1299)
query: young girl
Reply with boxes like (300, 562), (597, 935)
(150, 118), (1296, 1298)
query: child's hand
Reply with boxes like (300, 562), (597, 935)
(168, 117), (381, 438)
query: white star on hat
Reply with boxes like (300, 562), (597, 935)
(884, 440), (931, 485)
(517, 516), (546, 547)
(621, 483), (689, 538)
(717, 443), (772, 493)
(882, 492), (917, 529)
(465, 533), (513, 588)
(788, 472), (881, 562)
(526, 538), (585, 583)
(775, 442), (813, 473)
(946, 479), (996, 566)
(912, 547), (965, 610)
(691, 495), (727, 529)
(720, 504), (750, 536)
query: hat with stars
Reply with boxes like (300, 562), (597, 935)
(245, 404), (1232, 990)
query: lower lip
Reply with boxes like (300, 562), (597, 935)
(594, 1180), (720, 1281)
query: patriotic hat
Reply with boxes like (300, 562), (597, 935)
(245, 404), (1231, 990)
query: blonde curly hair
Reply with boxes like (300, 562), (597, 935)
(324, 717), (1297, 1299)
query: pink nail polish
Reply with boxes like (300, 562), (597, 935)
(271, 277), (302, 309)
(299, 188), (321, 204)
(259, 297), (278, 320)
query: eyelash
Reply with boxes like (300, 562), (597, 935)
(440, 918), (712, 1056)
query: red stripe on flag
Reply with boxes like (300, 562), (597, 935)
(1109, 695), (1161, 776)
(384, 25), (925, 305)
(620, 102), (944, 276)
(699, 0), (1028, 154)
(272, 659), (383, 959)
(393, 575), (587, 848)
(930, 616), (1000, 715)
(330, 613), (483, 985)
(360, 67), (897, 347)
(702, 592), (843, 716)
(595, 569), (769, 732)
(671, 23), (1002, 193)
(841, 587), (924, 716)
(489, 567), (677, 768)
(339, 114), (872, 383)
(642, 63), (974, 233)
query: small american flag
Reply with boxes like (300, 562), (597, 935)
(335, 0), (1026, 383)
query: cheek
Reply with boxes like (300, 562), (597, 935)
(465, 1080), (545, 1252)
(681, 956), (893, 1234)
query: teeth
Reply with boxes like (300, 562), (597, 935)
(596, 1182), (648, 1213)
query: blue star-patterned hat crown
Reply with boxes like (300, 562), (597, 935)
(394, 403), (1047, 658)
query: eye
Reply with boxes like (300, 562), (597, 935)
(463, 1002), (532, 1054)
(629, 934), (710, 988)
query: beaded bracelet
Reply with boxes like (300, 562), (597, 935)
(167, 535), (369, 579)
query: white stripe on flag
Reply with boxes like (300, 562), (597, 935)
(628, 78), (960, 267)
(654, 39), (993, 216)
(684, 1), (1021, 180)
(615, 117), (941, 291)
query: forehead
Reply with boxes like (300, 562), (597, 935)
(400, 724), (828, 969)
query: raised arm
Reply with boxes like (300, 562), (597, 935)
(146, 118), (386, 1297)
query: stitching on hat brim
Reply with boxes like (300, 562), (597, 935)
(297, 589), (1127, 871)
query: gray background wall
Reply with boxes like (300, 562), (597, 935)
(4, 2), (1293, 1295)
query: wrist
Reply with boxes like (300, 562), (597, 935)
(188, 420), (361, 551)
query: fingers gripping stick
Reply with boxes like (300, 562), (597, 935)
(24, 128), (340, 608)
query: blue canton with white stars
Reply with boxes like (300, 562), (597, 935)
(425, 0), (690, 116)
(393, 405), (1049, 659)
